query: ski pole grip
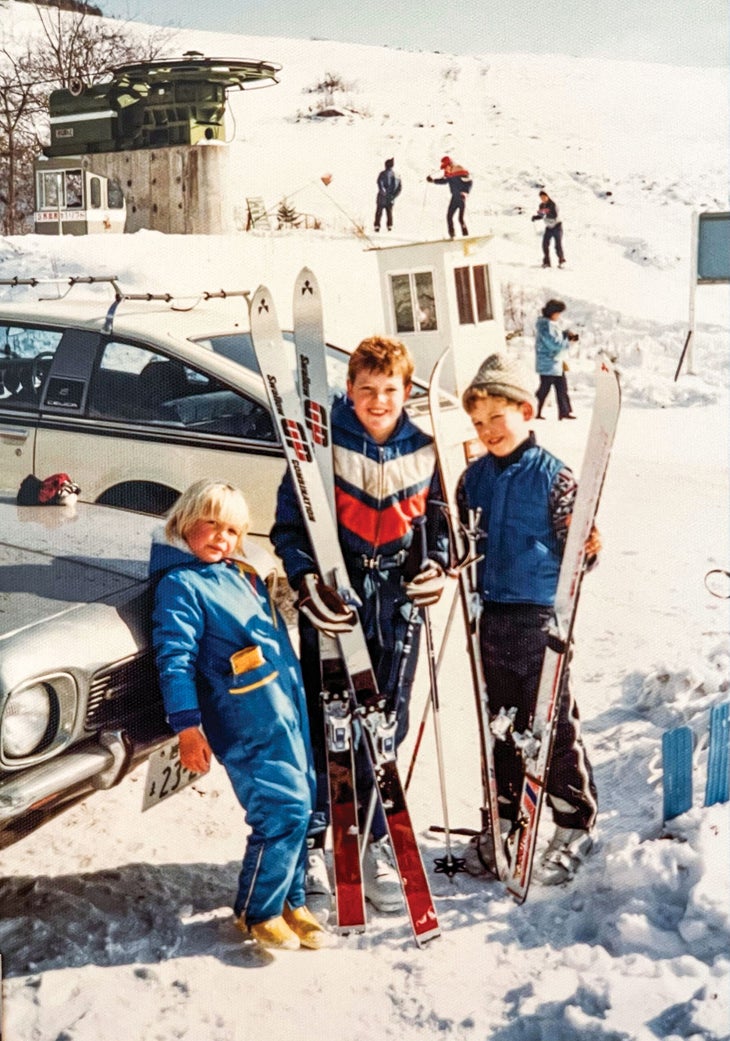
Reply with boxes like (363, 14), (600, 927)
(412, 514), (429, 571)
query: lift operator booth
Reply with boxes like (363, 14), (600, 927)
(373, 236), (506, 399)
(34, 156), (126, 235)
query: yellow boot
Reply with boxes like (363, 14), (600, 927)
(283, 904), (335, 950)
(238, 914), (300, 950)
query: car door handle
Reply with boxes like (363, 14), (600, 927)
(0, 425), (29, 442)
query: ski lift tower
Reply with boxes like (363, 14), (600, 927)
(38, 52), (281, 234)
(373, 237), (506, 398)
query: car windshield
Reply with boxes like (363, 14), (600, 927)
(194, 332), (428, 401)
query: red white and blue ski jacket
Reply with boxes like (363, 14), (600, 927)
(272, 394), (448, 593)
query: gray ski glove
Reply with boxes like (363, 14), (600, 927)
(404, 561), (446, 608)
(296, 572), (358, 637)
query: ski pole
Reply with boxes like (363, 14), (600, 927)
(412, 516), (465, 877)
(404, 579), (459, 790)
(405, 501), (475, 790)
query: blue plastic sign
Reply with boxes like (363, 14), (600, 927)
(697, 212), (730, 283)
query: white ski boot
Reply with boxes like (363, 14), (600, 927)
(538, 826), (594, 885)
(363, 836), (402, 912)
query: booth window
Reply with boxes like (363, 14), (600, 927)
(65, 171), (83, 208)
(108, 179), (125, 209)
(89, 177), (102, 209)
(455, 264), (493, 325)
(390, 271), (438, 334)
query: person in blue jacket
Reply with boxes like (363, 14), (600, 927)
(271, 336), (449, 918)
(427, 155), (472, 238)
(150, 479), (331, 951)
(534, 298), (579, 420)
(374, 157), (402, 232)
(456, 353), (599, 886)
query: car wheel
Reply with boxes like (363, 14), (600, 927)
(96, 483), (179, 516)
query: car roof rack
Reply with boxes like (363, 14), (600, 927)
(0, 276), (251, 335)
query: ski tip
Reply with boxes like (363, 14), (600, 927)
(295, 266), (320, 298)
(251, 284), (277, 319)
(429, 348), (451, 384)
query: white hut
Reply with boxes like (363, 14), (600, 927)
(373, 236), (506, 397)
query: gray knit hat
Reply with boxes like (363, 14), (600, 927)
(462, 352), (536, 409)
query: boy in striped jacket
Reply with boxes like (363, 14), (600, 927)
(272, 336), (449, 917)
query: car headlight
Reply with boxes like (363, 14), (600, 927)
(2, 683), (54, 758)
(0, 673), (77, 765)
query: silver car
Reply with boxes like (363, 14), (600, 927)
(0, 493), (174, 845)
(0, 281), (432, 538)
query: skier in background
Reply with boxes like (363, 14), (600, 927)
(456, 353), (599, 885)
(534, 298), (579, 420)
(427, 155), (472, 238)
(531, 189), (565, 267)
(374, 157), (402, 232)
(272, 336), (449, 919)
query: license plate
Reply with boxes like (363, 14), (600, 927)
(142, 738), (201, 811)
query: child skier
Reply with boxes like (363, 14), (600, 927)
(271, 336), (449, 916)
(456, 353), (599, 885)
(150, 479), (331, 950)
(531, 189), (565, 268)
(427, 156), (472, 238)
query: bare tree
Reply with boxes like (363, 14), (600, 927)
(0, 45), (46, 234)
(30, 2), (172, 92)
(0, 5), (174, 233)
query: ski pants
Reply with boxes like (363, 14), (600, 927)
(299, 573), (421, 845)
(203, 679), (313, 925)
(479, 604), (598, 831)
(542, 223), (564, 263)
(447, 195), (468, 238)
(374, 193), (395, 230)
(536, 374), (573, 418)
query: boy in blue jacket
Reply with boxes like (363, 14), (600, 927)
(150, 479), (331, 950)
(457, 353), (599, 885)
(271, 336), (449, 916)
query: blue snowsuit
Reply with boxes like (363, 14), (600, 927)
(150, 536), (315, 925)
(271, 395), (449, 840)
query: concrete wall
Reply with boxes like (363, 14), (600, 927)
(91, 144), (231, 234)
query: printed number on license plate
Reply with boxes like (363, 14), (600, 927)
(142, 738), (200, 810)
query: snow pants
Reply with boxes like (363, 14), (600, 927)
(447, 195), (468, 237)
(479, 603), (598, 831)
(300, 565), (421, 845)
(536, 374), (573, 419)
(542, 223), (564, 264)
(374, 193), (395, 230)
(201, 667), (314, 926)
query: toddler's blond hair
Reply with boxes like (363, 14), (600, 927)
(165, 480), (249, 555)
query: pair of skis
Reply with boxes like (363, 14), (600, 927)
(428, 349), (620, 903)
(251, 269), (439, 946)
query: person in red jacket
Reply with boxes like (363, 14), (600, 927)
(427, 156), (472, 238)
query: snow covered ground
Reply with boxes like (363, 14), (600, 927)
(0, 7), (729, 1040)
